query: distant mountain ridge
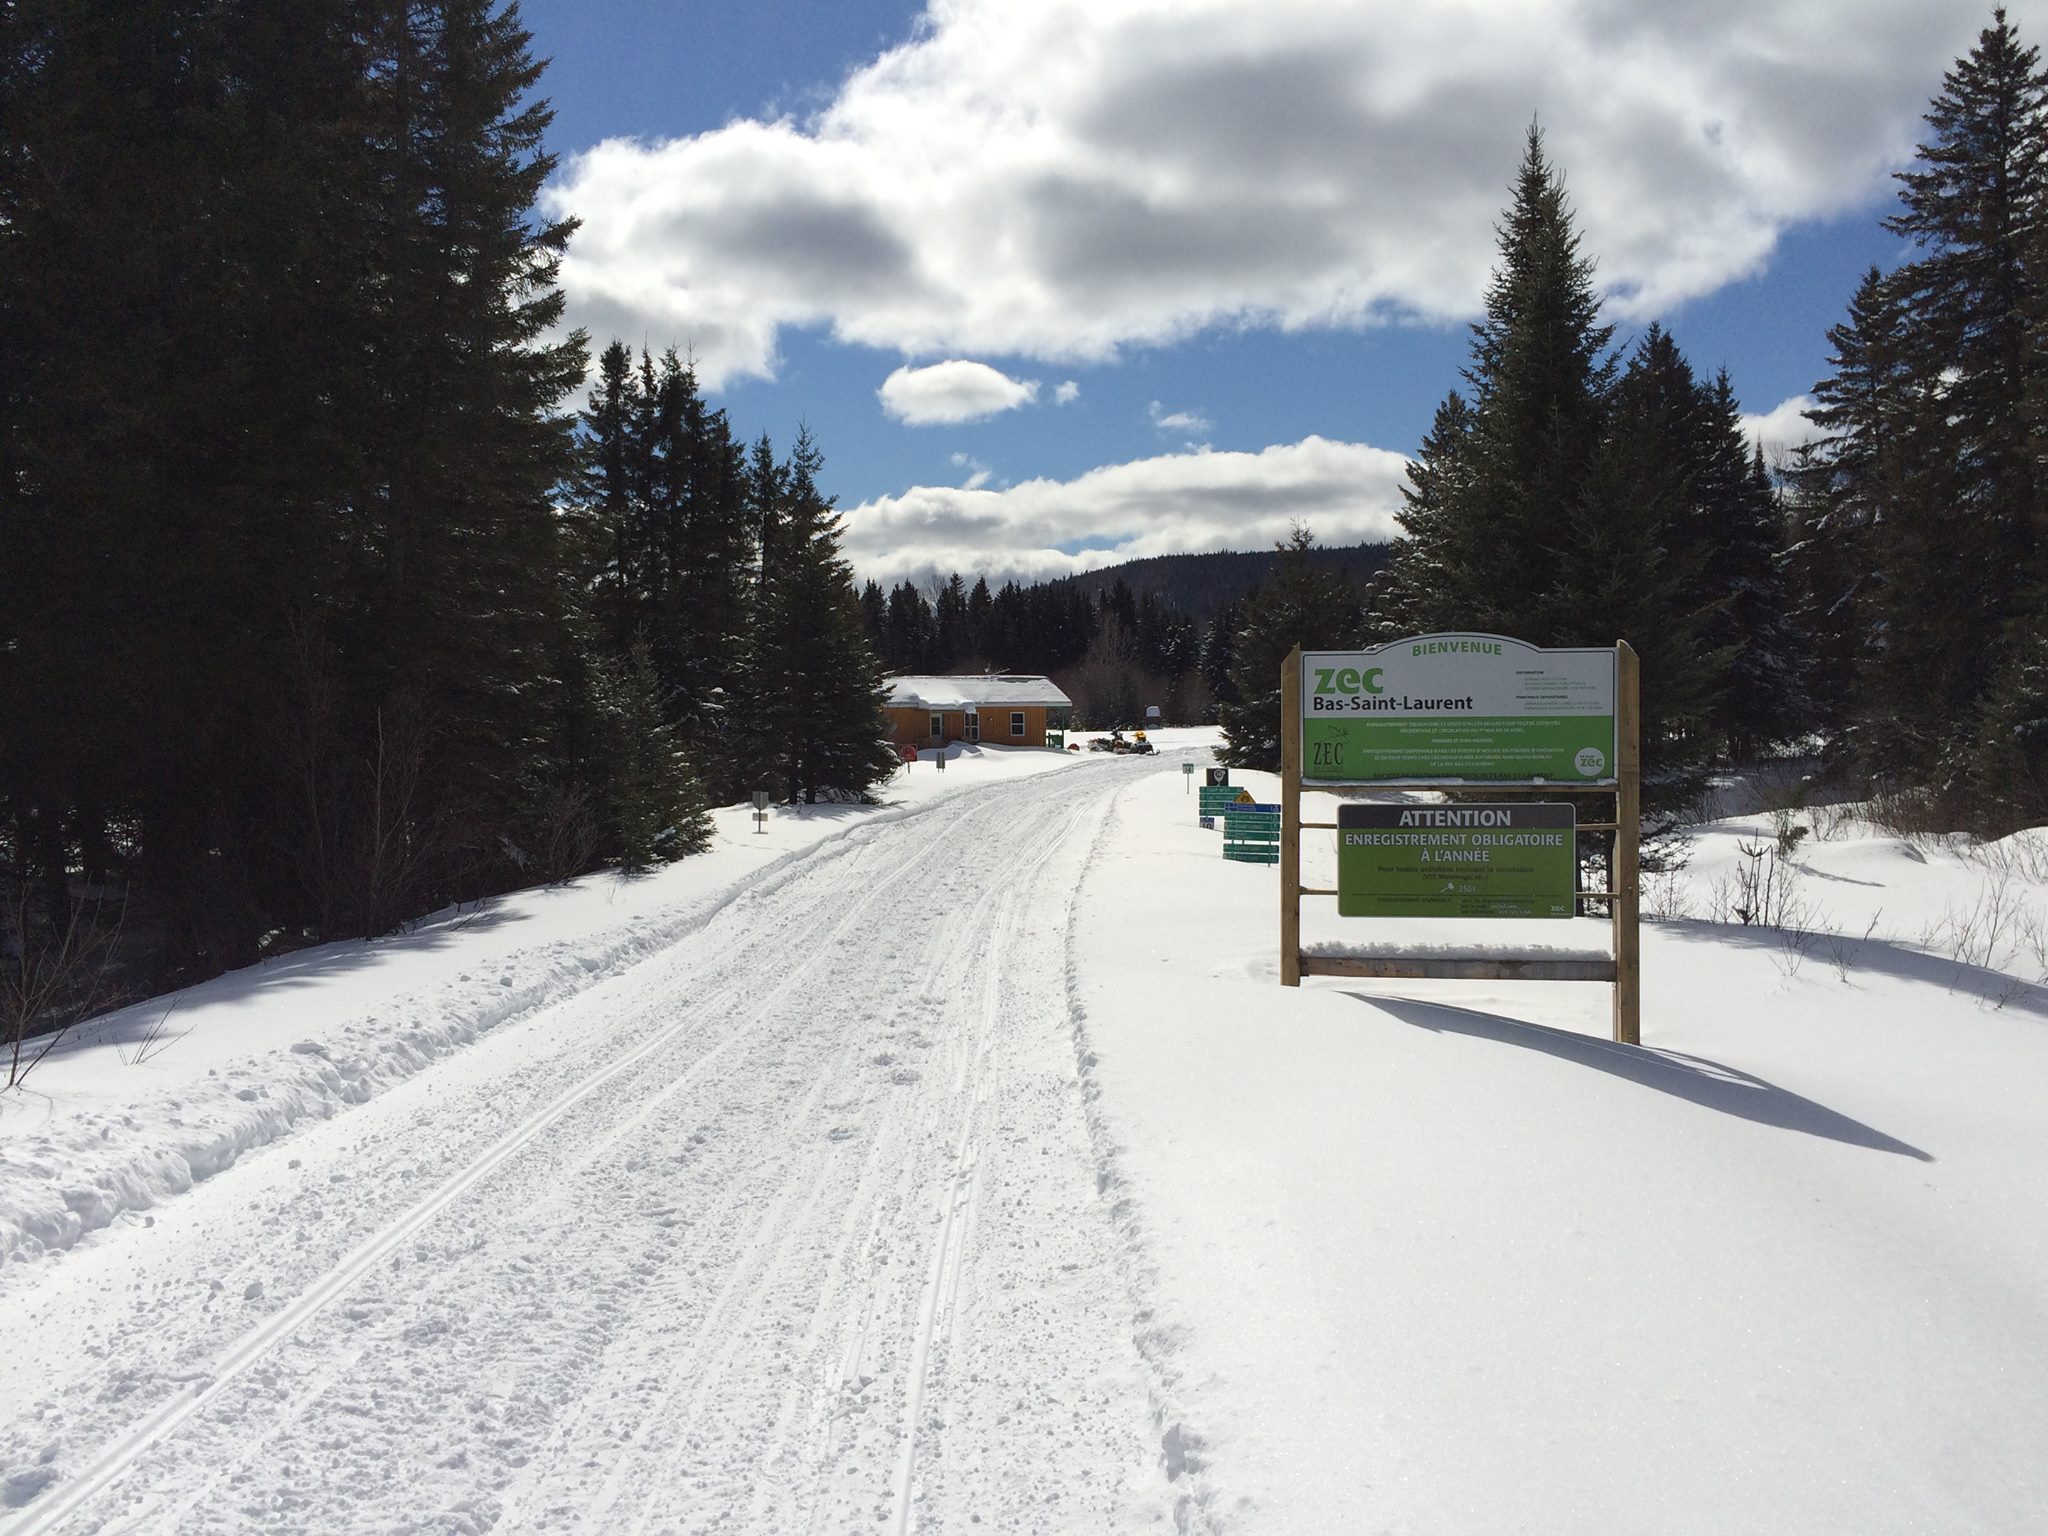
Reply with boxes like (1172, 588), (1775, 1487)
(1051, 542), (1393, 619)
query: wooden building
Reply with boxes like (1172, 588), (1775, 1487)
(883, 675), (1073, 750)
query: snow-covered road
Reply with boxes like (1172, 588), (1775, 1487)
(1, 758), (1180, 1534)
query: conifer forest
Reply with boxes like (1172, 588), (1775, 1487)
(5, 3), (2047, 1011)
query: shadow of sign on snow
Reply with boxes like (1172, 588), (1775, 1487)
(1353, 994), (1935, 1162)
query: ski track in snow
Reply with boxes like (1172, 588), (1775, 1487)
(0, 762), (1183, 1535)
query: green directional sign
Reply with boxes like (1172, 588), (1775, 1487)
(1302, 634), (1616, 785)
(1337, 803), (1576, 918)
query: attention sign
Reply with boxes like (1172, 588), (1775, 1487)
(1337, 803), (1575, 918)
(1301, 634), (1616, 785)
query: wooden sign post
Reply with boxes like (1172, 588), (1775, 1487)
(1280, 637), (1642, 1045)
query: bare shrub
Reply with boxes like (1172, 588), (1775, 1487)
(1824, 910), (1885, 984)
(118, 997), (181, 1068)
(1772, 921), (1818, 980)
(1642, 866), (1695, 921)
(2018, 906), (2048, 983)
(1921, 866), (2028, 980)
(1727, 838), (1806, 930)
(530, 783), (602, 885)
(1810, 800), (1861, 841)
(4, 882), (129, 1089)
(1858, 785), (1955, 845)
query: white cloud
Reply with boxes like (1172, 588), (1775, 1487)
(1149, 400), (1212, 435)
(543, 1), (1982, 387)
(1742, 393), (1824, 467)
(1054, 380), (1081, 405)
(879, 360), (1040, 424)
(840, 435), (1409, 586)
(949, 451), (994, 490)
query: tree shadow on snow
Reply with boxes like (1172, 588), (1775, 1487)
(1353, 994), (1935, 1162)
(1654, 918), (2048, 1021)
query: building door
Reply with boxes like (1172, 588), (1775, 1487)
(965, 711), (979, 742)
(929, 711), (943, 741)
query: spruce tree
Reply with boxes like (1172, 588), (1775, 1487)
(1783, 269), (1914, 742)
(341, 0), (587, 869)
(1885, 6), (2046, 600)
(1964, 619), (2048, 831)
(1217, 527), (1361, 771)
(1376, 124), (1613, 641)
(1374, 391), (1474, 638)
(754, 431), (898, 802)
(591, 638), (712, 872)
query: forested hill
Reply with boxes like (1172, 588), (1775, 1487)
(1054, 542), (1392, 619)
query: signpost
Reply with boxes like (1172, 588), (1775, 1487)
(751, 789), (771, 834)
(1224, 802), (1282, 865)
(1280, 635), (1642, 1044)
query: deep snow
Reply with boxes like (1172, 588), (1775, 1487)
(3, 735), (2045, 1533)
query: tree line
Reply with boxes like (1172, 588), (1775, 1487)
(1784, 7), (2048, 833)
(858, 572), (1236, 729)
(1, 0), (891, 1024)
(1222, 10), (2048, 845)
(1218, 122), (1798, 826)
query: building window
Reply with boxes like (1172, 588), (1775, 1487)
(930, 712), (943, 739)
(1010, 711), (1026, 738)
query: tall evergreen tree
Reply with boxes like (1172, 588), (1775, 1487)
(1373, 391), (1474, 638)
(1217, 527), (1361, 771)
(754, 431), (898, 802)
(1376, 125), (1613, 641)
(1783, 268), (1917, 741)
(589, 638), (712, 873)
(933, 574), (972, 670)
(1885, 5), (2046, 601)
(338, 0), (587, 872)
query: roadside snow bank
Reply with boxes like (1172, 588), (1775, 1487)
(0, 744), (1091, 1269)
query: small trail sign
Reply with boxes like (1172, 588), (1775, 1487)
(1223, 804), (1282, 865)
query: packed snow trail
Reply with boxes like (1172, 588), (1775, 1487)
(0, 759), (1180, 1534)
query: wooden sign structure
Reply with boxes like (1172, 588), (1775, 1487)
(1279, 637), (1642, 1045)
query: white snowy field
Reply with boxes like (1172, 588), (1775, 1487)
(1077, 761), (2048, 1534)
(2, 734), (2045, 1533)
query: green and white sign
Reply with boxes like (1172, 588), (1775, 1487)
(1337, 803), (1576, 918)
(1302, 634), (1616, 785)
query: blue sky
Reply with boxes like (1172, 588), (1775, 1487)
(518, 0), (2018, 587)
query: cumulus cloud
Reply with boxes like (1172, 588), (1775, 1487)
(1054, 380), (1081, 405)
(840, 435), (1409, 586)
(1742, 394), (1824, 468)
(879, 360), (1040, 424)
(1149, 400), (1212, 435)
(544, 1), (1978, 387)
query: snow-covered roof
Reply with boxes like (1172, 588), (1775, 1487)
(884, 674), (1072, 710)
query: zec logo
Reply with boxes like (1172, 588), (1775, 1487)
(1574, 746), (1607, 778)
